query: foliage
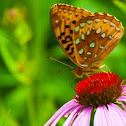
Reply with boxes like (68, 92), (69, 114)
(0, 0), (125, 125)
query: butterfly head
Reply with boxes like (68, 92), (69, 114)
(72, 67), (94, 78)
(73, 65), (100, 78)
(73, 67), (84, 78)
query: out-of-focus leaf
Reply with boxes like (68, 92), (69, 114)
(113, 0), (126, 14)
(0, 29), (29, 84)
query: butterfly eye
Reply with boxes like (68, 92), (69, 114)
(77, 71), (82, 75)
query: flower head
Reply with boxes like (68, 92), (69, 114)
(75, 72), (122, 107)
(45, 72), (126, 126)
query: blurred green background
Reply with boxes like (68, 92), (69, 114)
(0, 0), (126, 125)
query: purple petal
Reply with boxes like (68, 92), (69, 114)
(103, 105), (116, 126)
(81, 108), (93, 126)
(122, 86), (126, 94)
(72, 107), (93, 126)
(94, 104), (126, 126)
(112, 103), (126, 123)
(94, 105), (111, 126)
(117, 96), (126, 102)
(63, 105), (84, 126)
(107, 103), (126, 126)
(122, 85), (126, 89)
(51, 104), (80, 126)
(44, 99), (79, 126)
(122, 88), (126, 94)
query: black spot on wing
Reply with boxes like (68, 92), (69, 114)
(57, 32), (65, 40)
(62, 35), (73, 44)
(58, 36), (61, 40)
(72, 20), (76, 24)
(70, 29), (73, 33)
(65, 25), (70, 28)
(61, 32), (65, 36)
(65, 43), (73, 51)
(69, 47), (74, 55)
(75, 14), (79, 17)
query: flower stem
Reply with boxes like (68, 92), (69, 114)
(27, 83), (37, 126)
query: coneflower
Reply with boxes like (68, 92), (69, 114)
(45, 72), (126, 126)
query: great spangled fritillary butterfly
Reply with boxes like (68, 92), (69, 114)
(50, 4), (124, 78)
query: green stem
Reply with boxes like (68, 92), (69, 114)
(26, 83), (37, 126)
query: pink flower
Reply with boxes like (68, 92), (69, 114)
(45, 72), (126, 126)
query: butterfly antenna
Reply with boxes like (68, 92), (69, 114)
(57, 70), (73, 73)
(2, 108), (11, 126)
(47, 56), (74, 69)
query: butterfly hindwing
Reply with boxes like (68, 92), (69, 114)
(73, 13), (124, 68)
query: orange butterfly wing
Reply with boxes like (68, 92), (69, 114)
(50, 4), (124, 76)
(50, 4), (93, 66)
(73, 13), (124, 69)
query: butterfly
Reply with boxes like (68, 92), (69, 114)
(50, 4), (124, 78)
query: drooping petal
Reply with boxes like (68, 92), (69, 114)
(63, 105), (84, 126)
(94, 105), (112, 126)
(44, 99), (79, 126)
(50, 104), (80, 126)
(107, 103), (126, 126)
(72, 107), (93, 126)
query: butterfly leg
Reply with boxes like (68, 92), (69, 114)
(70, 76), (77, 89)
(121, 79), (126, 85)
(99, 64), (111, 73)
(85, 74), (90, 78)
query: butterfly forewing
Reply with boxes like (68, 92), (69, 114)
(73, 13), (124, 68)
(50, 4), (93, 66)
